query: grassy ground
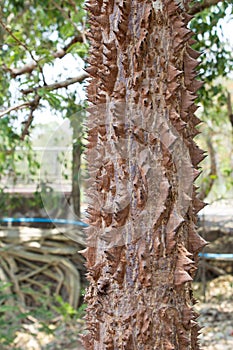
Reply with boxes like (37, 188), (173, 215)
(3, 275), (231, 350)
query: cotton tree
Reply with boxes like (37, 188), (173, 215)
(82, 0), (208, 349)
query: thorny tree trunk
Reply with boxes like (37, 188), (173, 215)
(82, 0), (207, 349)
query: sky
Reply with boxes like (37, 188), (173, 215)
(219, 7), (233, 46)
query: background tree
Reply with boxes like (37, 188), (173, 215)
(0, 0), (88, 217)
(190, 0), (233, 200)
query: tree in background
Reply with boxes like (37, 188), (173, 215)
(82, 0), (207, 348)
(0, 0), (88, 217)
(190, 1), (233, 200)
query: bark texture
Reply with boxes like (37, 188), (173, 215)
(83, 0), (207, 349)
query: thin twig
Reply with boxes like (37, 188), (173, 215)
(81, 17), (88, 45)
(4, 34), (84, 78)
(21, 72), (88, 95)
(0, 17), (48, 85)
(51, 0), (80, 32)
(54, 34), (84, 58)
(0, 18), (38, 66)
(0, 102), (30, 118)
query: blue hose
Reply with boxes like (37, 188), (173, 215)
(0, 218), (232, 259)
(199, 252), (233, 260)
(0, 217), (88, 227)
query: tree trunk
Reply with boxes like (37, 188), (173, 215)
(71, 108), (83, 219)
(72, 138), (81, 218)
(83, 0), (207, 349)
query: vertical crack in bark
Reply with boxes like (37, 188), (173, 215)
(83, 0), (207, 349)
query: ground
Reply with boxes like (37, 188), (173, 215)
(194, 275), (233, 350)
(2, 204), (232, 349)
(197, 300), (233, 350)
(9, 275), (232, 350)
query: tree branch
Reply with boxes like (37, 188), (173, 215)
(0, 95), (41, 122)
(0, 16), (49, 85)
(227, 92), (233, 129)
(20, 95), (41, 140)
(21, 72), (88, 95)
(4, 34), (84, 78)
(51, 0), (80, 32)
(53, 34), (84, 58)
(0, 18), (39, 67)
(0, 102), (30, 118)
(198, 137), (217, 200)
(189, 0), (224, 15)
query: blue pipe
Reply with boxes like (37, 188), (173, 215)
(199, 252), (233, 260)
(0, 217), (88, 227)
(0, 218), (232, 259)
